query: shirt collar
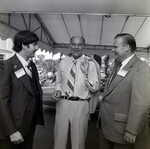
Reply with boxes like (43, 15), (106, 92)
(120, 54), (135, 69)
(16, 53), (28, 67)
(70, 54), (84, 64)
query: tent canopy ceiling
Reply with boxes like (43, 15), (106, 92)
(0, 0), (150, 15)
(0, 0), (150, 54)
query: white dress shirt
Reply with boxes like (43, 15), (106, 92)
(16, 53), (32, 77)
(55, 55), (99, 99)
(120, 54), (135, 70)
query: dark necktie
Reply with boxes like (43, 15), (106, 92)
(66, 60), (77, 97)
(109, 61), (122, 84)
(26, 62), (32, 78)
(27, 62), (32, 70)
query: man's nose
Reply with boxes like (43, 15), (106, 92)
(75, 44), (78, 49)
(35, 45), (39, 50)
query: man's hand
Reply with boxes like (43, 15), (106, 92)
(10, 131), (24, 144)
(124, 131), (136, 144)
(80, 57), (89, 75)
(53, 90), (61, 100)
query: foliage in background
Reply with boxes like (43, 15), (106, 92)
(34, 54), (115, 92)
(33, 54), (61, 87)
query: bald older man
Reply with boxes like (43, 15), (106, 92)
(53, 36), (99, 149)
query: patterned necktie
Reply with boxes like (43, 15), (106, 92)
(26, 61), (32, 78)
(66, 60), (77, 97)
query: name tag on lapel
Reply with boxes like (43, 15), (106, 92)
(14, 68), (26, 78)
(117, 69), (128, 77)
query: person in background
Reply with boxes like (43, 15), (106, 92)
(0, 30), (44, 149)
(90, 54), (101, 113)
(53, 36), (99, 149)
(98, 33), (150, 149)
(91, 54), (101, 81)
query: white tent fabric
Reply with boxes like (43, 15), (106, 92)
(0, 22), (17, 41)
(0, 0), (150, 15)
(0, 20), (114, 56)
(0, 22), (54, 53)
(0, 13), (149, 61)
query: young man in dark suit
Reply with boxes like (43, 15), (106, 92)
(99, 33), (150, 149)
(0, 30), (44, 149)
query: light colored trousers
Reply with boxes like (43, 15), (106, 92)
(54, 99), (89, 149)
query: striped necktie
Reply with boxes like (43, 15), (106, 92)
(66, 60), (77, 97)
(26, 61), (32, 78)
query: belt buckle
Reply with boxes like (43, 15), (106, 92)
(65, 96), (69, 100)
(62, 96), (68, 100)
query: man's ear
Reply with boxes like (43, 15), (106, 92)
(125, 44), (130, 52)
(22, 44), (27, 50)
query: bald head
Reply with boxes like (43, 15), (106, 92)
(70, 36), (85, 45)
(70, 36), (85, 59)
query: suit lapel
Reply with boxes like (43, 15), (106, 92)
(11, 55), (34, 96)
(104, 55), (138, 98)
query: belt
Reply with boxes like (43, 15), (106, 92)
(61, 96), (85, 101)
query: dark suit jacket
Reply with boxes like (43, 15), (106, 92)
(0, 54), (44, 140)
(100, 55), (150, 144)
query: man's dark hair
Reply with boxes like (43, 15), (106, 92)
(13, 30), (39, 52)
(114, 33), (136, 52)
(70, 36), (85, 45)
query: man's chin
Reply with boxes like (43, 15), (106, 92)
(115, 54), (120, 59)
(29, 55), (34, 59)
(73, 54), (81, 59)
(32, 53), (35, 57)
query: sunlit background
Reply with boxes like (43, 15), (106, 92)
(0, 37), (64, 60)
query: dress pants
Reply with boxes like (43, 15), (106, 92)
(0, 115), (36, 149)
(134, 133), (150, 149)
(54, 99), (89, 149)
